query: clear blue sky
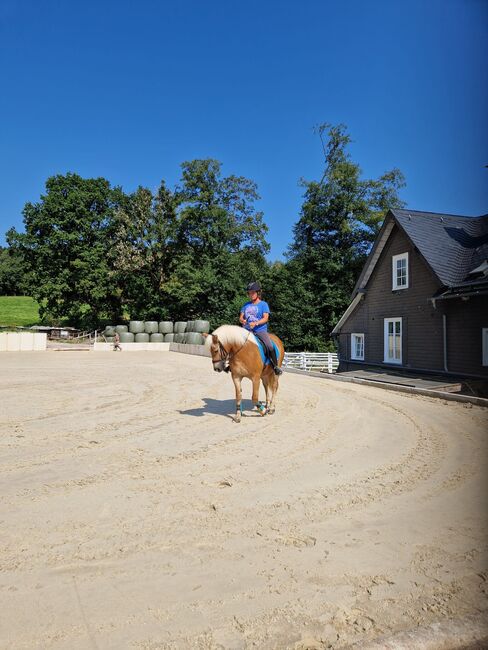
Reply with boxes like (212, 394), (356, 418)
(1, 0), (486, 258)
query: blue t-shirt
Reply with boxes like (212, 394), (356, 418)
(241, 300), (270, 332)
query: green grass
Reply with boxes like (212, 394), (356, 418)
(0, 296), (41, 327)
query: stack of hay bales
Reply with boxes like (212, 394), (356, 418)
(101, 319), (210, 345)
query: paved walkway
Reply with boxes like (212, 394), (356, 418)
(338, 367), (463, 392)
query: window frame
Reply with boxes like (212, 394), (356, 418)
(351, 333), (365, 361)
(483, 328), (488, 366)
(392, 252), (409, 290)
(384, 317), (402, 364)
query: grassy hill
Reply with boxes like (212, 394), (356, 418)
(0, 296), (41, 327)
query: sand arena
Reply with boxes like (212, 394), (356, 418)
(1, 351), (487, 649)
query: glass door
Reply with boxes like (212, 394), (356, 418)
(384, 318), (402, 364)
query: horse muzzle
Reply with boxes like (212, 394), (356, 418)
(213, 361), (225, 372)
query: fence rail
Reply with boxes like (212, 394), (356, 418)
(283, 351), (339, 373)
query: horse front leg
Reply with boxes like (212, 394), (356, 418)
(252, 375), (266, 416)
(232, 373), (243, 423)
(262, 375), (271, 413)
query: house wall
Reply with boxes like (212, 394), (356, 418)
(338, 223), (446, 371)
(445, 295), (488, 376)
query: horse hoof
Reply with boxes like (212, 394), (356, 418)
(234, 415), (241, 423)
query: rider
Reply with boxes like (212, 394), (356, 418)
(239, 281), (282, 375)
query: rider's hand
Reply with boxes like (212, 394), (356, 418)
(249, 322), (256, 329)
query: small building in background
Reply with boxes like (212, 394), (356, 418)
(29, 326), (80, 339)
(332, 209), (488, 378)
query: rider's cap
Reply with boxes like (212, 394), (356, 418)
(246, 281), (261, 292)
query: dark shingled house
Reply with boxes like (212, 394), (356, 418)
(332, 209), (488, 378)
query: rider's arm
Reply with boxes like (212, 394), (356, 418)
(239, 311), (247, 326)
(250, 312), (269, 328)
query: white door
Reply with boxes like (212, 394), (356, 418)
(384, 318), (402, 364)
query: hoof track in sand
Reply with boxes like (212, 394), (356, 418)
(0, 352), (487, 649)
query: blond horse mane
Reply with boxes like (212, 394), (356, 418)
(205, 325), (258, 349)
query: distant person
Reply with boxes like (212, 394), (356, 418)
(240, 281), (282, 375)
(113, 332), (122, 351)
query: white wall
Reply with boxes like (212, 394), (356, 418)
(0, 332), (47, 351)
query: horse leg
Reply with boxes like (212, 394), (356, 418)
(268, 374), (280, 415)
(232, 374), (243, 423)
(262, 375), (271, 412)
(252, 375), (266, 416)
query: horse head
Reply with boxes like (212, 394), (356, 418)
(205, 333), (227, 372)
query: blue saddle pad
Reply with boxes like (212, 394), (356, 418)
(256, 338), (280, 366)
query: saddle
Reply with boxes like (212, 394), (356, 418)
(255, 338), (280, 366)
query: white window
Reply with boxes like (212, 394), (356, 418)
(351, 333), (364, 360)
(483, 328), (488, 366)
(392, 253), (409, 290)
(384, 318), (402, 364)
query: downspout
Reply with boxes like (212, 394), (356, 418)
(443, 314), (448, 372)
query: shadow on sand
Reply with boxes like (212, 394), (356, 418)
(179, 398), (262, 419)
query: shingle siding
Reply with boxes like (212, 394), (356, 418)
(445, 296), (488, 375)
(338, 224), (485, 374)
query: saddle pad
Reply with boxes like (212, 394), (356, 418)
(256, 338), (280, 366)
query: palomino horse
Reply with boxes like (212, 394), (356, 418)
(205, 325), (285, 423)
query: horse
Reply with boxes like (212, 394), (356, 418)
(205, 325), (285, 423)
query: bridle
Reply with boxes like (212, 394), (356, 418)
(215, 332), (251, 366)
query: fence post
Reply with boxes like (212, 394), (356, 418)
(328, 354), (333, 374)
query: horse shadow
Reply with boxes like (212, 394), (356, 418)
(179, 398), (262, 419)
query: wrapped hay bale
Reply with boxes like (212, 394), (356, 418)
(194, 320), (210, 333)
(159, 321), (173, 334)
(129, 321), (145, 334)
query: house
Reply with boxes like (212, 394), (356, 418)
(331, 209), (488, 378)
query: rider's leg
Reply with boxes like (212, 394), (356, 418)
(255, 331), (282, 375)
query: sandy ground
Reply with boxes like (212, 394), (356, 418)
(0, 351), (487, 650)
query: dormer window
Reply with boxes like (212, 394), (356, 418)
(392, 253), (409, 290)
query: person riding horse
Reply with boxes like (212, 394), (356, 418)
(239, 281), (283, 376)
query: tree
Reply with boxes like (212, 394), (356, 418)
(161, 159), (270, 326)
(111, 181), (178, 319)
(7, 173), (125, 327)
(0, 246), (30, 295)
(282, 123), (405, 350)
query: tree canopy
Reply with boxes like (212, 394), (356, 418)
(4, 126), (406, 345)
(270, 123), (405, 350)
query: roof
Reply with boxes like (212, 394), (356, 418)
(391, 209), (488, 287)
(332, 208), (488, 334)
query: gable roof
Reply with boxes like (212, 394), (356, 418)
(391, 209), (488, 287)
(332, 208), (488, 335)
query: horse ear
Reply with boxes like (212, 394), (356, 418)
(202, 332), (208, 339)
(212, 334), (218, 344)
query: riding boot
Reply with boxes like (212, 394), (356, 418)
(268, 347), (283, 375)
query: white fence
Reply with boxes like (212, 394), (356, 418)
(283, 351), (339, 373)
(0, 332), (47, 352)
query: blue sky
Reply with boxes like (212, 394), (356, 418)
(0, 0), (486, 258)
